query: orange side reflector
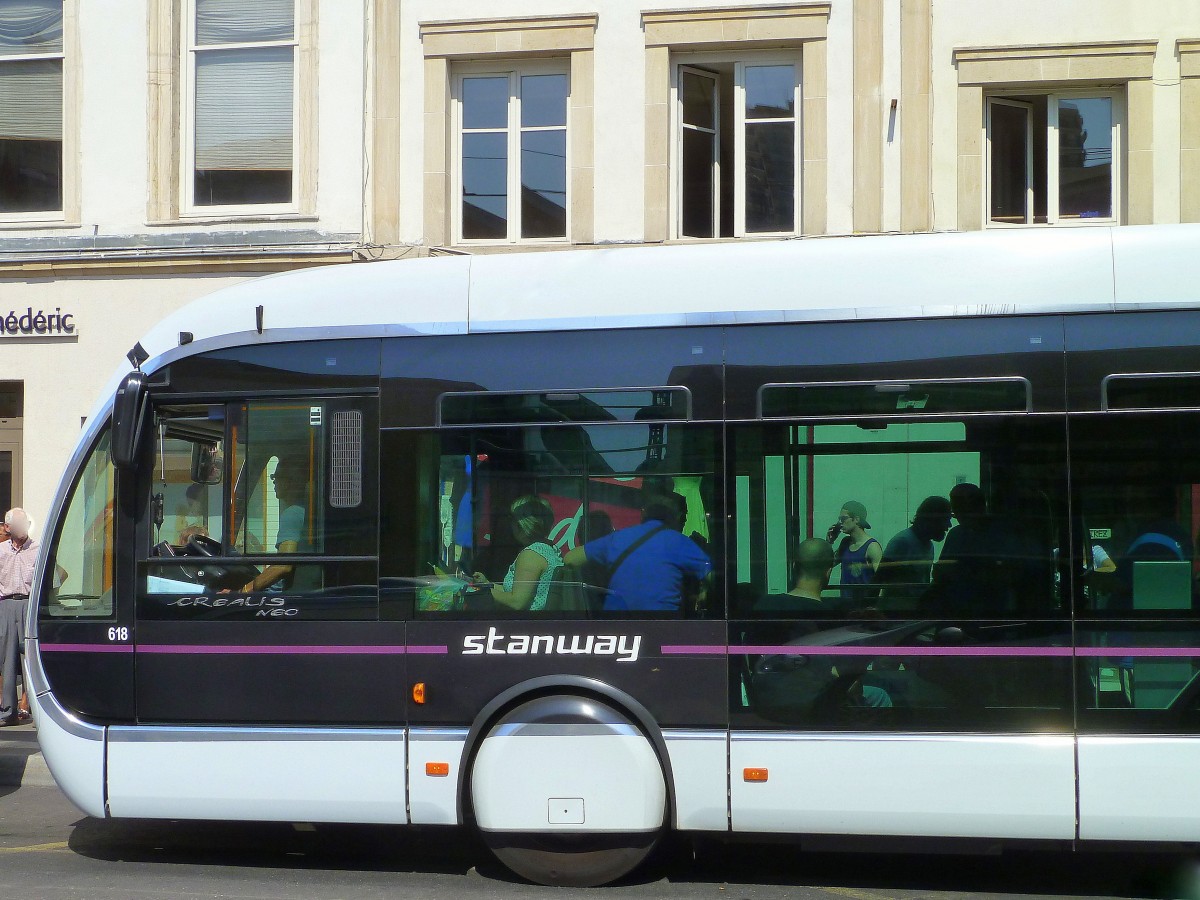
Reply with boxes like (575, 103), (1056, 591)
(743, 768), (768, 783)
(426, 762), (450, 777)
(412, 682), (426, 705)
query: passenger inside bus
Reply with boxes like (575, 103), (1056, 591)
(564, 492), (711, 613)
(755, 538), (839, 614)
(473, 495), (563, 611)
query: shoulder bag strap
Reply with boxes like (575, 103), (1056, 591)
(607, 524), (667, 582)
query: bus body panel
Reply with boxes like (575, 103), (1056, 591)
(105, 727), (408, 824)
(408, 728), (468, 825)
(1079, 737), (1200, 841)
(132, 621), (407, 726)
(26, 675), (107, 819)
(729, 733), (1076, 839)
(662, 730), (728, 831)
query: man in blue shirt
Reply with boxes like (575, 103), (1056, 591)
(564, 494), (711, 612)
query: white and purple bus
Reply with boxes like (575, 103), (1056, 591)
(26, 224), (1200, 885)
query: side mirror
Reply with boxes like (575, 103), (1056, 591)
(112, 371), (147, 470)
(190, 442), (222, 484)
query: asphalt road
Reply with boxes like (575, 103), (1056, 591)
(4, 779), (1200, 900)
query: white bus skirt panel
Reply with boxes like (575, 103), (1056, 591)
(663, 729), (728, 831)
(471, 731), (666, 833)
(1079, 737), (1200, 841)
(730, 732), (1076, 839)
(27, 684), (107, 819)
(105, 727), (407, 824)
(407, 728), (468, 825)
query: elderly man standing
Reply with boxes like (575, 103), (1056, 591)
(0, 508), (38, 726)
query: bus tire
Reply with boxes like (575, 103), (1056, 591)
(482, 830), (660, 888)
(469, 693), (667, 887)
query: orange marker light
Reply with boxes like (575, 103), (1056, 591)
(426, 762), (450, 777)
(412, 682), (426, 705)
(743, 768), (769, 783)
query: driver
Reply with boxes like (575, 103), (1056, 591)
(237, 456), (315, 594)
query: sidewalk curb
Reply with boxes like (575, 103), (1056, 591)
(0, 731), (56, 788)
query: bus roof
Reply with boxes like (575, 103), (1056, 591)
(127, 223), (1200, 388)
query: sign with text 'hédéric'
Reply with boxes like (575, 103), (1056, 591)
(0, 308), (77, 337)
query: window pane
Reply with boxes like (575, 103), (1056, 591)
(0, 0), (62, 56)
(761, 380), (1030, 418)
(194, 46), (293, 205)
(520, 73), (567, 128)
(682, 70), (716, 129)
(462, 131), (507, 239)
(195, 0), (293, 45)
(1058, 97), (1112, 219)
(745, 121), (794, 233)
(745, 65), (794, 119)
(1072, 412), (1200, 617)
(521, 129), (566, 239)
(383, 425), (720, 618)
(0, 58), (61, 212)
(681, 128), (715, 238)
(989, 101), (1029, 224)
(729, 419), (1067, 619)
(44, 429), (115, 618)
(462, 76), (508, 130)
(151, 407), (226, 554)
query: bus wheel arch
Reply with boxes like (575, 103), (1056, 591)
(459, 676), (675, 887)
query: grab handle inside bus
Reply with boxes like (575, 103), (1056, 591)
(112, 370), (148, 470)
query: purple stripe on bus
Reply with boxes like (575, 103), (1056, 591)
(137, 645), (410, 655)
(406, 645), (451, 654)
(1075, 647), (1200, 658)
(731, 645), (1075, 657)
(659, 644), (731, 655)
(40, 643), (134, 653)
(663, 645), (1200, 658)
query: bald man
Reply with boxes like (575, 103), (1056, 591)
(756, 538), (839, 613)
(0, 508), (37, 725)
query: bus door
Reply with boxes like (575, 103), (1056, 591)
(728, 398), (1076, 840)
(36, 424), (136, 722)
(134, 397), (394, 725)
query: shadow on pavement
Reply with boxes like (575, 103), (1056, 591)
(61, 816), (1200, 898)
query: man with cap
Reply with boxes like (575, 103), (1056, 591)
(828, 500), (881, 604)
(0, 508), (38, 724)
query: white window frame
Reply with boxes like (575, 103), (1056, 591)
(452, 59), (571, 246)
(0, 1), (67, 224)
(670, 51), (802, 240)
(984, 89), (1123, 228)
(180, 0), (300, 218)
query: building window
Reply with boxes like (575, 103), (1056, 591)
(675, 57), (799, 239)
(455, 64), (569, 243)
(185, 0), (296, 210)
(986, 92), (1119, 226)
(0, 0), (63, 215)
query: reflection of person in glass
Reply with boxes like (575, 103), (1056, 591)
(239, 456), (312, 593)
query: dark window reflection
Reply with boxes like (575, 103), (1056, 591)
(1058, 97), (1112, 219)
(521, 129), (566, 238)
(463, 131), (507, 240)
(989, 101), (1030, 224)
(0, 58), (63, 213)
(745, 122), (793, 233)
(520, 74), (567, 127)
(745, 65), (794, 119)
(462, 76), (508, 129)
(682, 128), (716, 238)
(732, 618), (1072, 731)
